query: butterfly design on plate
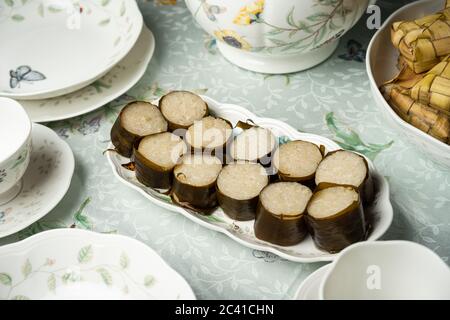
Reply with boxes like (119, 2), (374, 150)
(338, 39), (366, 63)
(77, 115), (102, 135)
(9, 65), (46, 89)
(201, 0), (226, 21)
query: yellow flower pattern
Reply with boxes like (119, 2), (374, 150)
(233, 0), (265, 25)
(214, 30), (251, 50)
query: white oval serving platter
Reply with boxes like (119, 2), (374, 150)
(0, 0), (143, 100)
(0, 229), (196, 300)
(20, 26), (155, 123)
(366, 0), (450, 168)
(106, 96), (394, 263)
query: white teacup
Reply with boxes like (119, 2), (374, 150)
(320, 241), (450, 300)
(0, 98), (32, 205)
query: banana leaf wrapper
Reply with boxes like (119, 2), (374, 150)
(111, 102), (167, 158)
(165, 113), (210, 132)
(233, 121), (277, 175)
(186, 117), (233, 164)
(216, 187), (258, 221)
(254, 202), (308, 247)
(111, 114), (140, 158)
(306, 191), (366, 253)
(191, 147), (230, 165)
(172, 175), (218, 210)
(315, 150), (374, 206)
(278, 172), (316, 191)
(277, 144), (326, 189)
(132, 142), (173, 190)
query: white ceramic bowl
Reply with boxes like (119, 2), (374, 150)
(320, 241), (450, 300)
(366, 0), (450, 168)
(185, 0), (373, 73)
(0, 0), (143, 100)
(0, 98), (31, 205)
(0, 229), (196, 300)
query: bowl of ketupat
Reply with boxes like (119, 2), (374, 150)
(367, 0), (450, 168)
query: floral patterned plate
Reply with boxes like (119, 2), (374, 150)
(0, 124), (74, 238)
(19, 26), (155, 123)
(106, 96), (394, 263)
(0, 0), (143, 100)
(0, 228), (196, 300)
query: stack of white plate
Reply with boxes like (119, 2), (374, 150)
(0, 0), (154, 122)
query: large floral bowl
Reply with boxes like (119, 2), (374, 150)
(185, 0), (373, 73)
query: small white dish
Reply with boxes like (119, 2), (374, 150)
(0, 229), (196, 300)
(320, 241), (450, 300)
(366, 0), (450, 168)
(0, 98), (32, 205)
(295, 264), (331, 300)
(19, 26), (155, 123)
(0, 0), (143, 100)
(107, 95), (394, 263)
(0, 124), (74, 238)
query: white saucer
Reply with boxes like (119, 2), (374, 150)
(108, 95), (394, 263)
(0, 124), (74, 238)
(19, 26), (155, 123)
(295, 264), (331, 300)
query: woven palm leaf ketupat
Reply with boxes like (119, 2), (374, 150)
(385, 62), (424, 90)
(384, 86), (450, 144)
(391, 1), (450, 73)
(410, 55), (450, 115)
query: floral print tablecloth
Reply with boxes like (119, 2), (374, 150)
(1, 0), (449, 299)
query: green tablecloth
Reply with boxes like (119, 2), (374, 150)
(1, 0), (449, 299)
